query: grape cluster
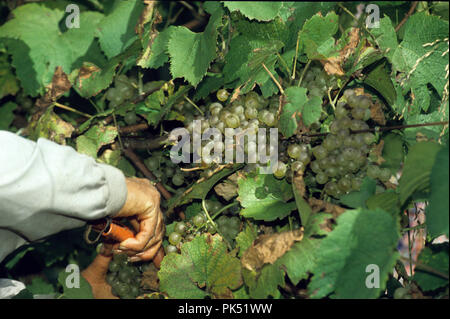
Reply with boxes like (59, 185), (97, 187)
(164, 213), (211, 254)
(144, 151), (187, 187)
(298, 63), (337, 99)
(175, 88), (280, 167)
(165, 201), (241, 253)
(308, 89), (391, 198)
(106, 253), (142, 299)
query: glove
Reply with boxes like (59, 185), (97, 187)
(113, 177), (165, 262)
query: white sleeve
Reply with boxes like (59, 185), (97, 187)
(0, 130), (128, 262)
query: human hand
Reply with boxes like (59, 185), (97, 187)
(113, 177), (165, 262)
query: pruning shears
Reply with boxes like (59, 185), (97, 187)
(84, 218), (135, 244)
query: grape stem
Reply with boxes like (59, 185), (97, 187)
(395, 1), (418, 32)
(297, 60), (311, 87)
(211, 201), (240, 220)
(201, 199), (233, 249)
(262, 63), (285, 95)
(54, 102), (92, 118)
(184, 95), (204, 115)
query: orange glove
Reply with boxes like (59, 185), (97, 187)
(113, 177), (165, 262)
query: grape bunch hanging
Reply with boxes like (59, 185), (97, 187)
(106, 253), (144, 299)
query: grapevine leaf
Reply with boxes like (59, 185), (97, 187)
(223, 2), (283, 21)
(380, 133), (405, 174)
(366, 191), (399, 216)
(158, 250), (207, 299)
(0, 54), (19, 98)
(167, 6), (223, 86)
(159, 234), (242, 298)
(75, 124), (118, 158)
(279, 87), (305, 138)
(236, 223), (258, 257)
(27, 277), (54, 295)
(302, 96), (323, 126)
(363, 62), (396, 106)
(243, 262), (284, 299)
(0, 4), (104, 96)
(237, 173), (297, 221)
(95, 0), (144, 59)
(413, 244), (449, 292)
(57, 270), (94, 299)
(0, 101), (17, 130)
(27, 108), (75, 145)
(370, 15), (397, 61)
(138, 26), (174, 69)
(339, 177), (376, 209)
(116, 157), (136, 177)
(309, 208), (400, 299)
(281, 237), (321, 285)
(299, 12), (339, 60)
(426, 145), (449, 238)
(391, 12), (449, 98)
(398, 141), (442, 205)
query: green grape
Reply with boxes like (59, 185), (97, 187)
(351, 177), (362, 191)
(145, 157), (159, 171)
(245, 96), (261, 110)
(273, 161), (287, 179)
(346, 160), (359, 173)
(185, 234), (195, 241)
(325, 181), (339, 196)
(339, 116), (352, 129)
(316, 172), (328, 184)
(357, 95), (372, 109)
(291, 161), (305, 173)
(216, 89), (229, 102)
(343, 135), (353, 147)
(330, 120), (341, 134)
(335, 104), (348, 119)
(206, 223), (217, 234)
(342, 148), (358, 161)
(209, 115), (220, 126)
(174, 222), (187, 235)
(367, 165), (380, 179)
(165, 245), (178, 255)
(287, 144), (302, 159)
(323, 135), (338, 151)
(378, 168), (391, 182)
(318, 157), (331, 170)
(363, 109), (371, 121)
(115, 282), (131, 297)
(262, 112), (276, 127)
(210, 102), (223, 115)
(336, 128), (350, 140)
(363, 132), (375, 145)
(129, 285), (140, 298)
(172, 173), (185, 186)
(218, 109), (230, 122)
(243, 106), (258, 120)
(325, 166), (339, 178)
(336, 154), (346, 166)
(109, 261), (121, 273)
(168, 232), (182, 245)
(124, 112), (138, 125)
(347, 94), (359, 108)
(312, 145), (327, 160)
(118, 270), (133, 284)
(258, 110), (270, 123)
(225, 114), (240, 128)
(298, 151), (311, 164)
(106, 87), (118, 101)
(193, 214), (206, 227)
(351, 134), (365, 148)
(310, 161), (321, 173)
(351, 107), (366, 120)
(106, 273), (116, 285)
(231, 104), (245, 116)
(338, 177), (352, 192)
(113, 253), (128, 264)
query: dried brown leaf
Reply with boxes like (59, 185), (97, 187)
(370, 101), (387, 125)
(308, 198), (346, 219)
(241, 228), (304, 272)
